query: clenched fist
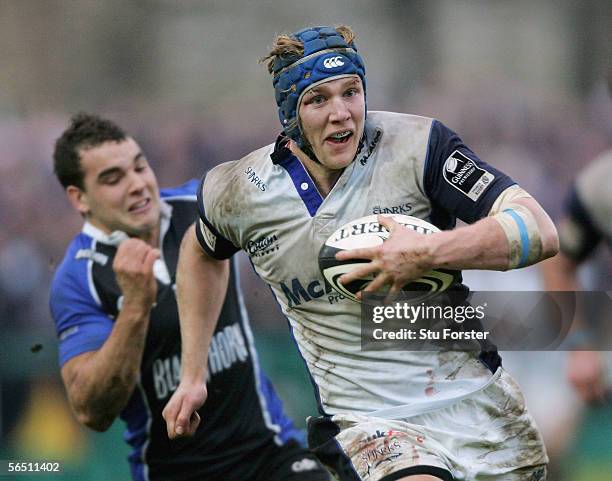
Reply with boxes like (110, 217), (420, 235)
(113, 238), (160, 310)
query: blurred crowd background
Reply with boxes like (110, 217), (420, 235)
(0, 1), (610, 480)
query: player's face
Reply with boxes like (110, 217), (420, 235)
(298, 76), (365, 171)
(72, 138), (161, 242)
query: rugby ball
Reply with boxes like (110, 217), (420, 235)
(318, 214), (457, 302)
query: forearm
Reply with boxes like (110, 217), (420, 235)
(176, 225), (229, 384)
(428, 217), (510, 270)
(429, 191), (559, 271)
(63, 304), (151, 430)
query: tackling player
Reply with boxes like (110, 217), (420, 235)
(49, 113), (329, 481)
(163, 26), (558, 480)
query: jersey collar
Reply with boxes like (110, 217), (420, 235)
(270, 134), (292, 165)
(269, 120), (381, 217)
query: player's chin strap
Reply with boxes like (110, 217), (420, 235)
(489, 186), (543, 269)
(298, 135), (319, 164)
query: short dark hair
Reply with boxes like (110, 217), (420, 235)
(53, 113), (127, 189)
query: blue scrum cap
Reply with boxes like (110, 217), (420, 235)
(272, 26), (366, 147)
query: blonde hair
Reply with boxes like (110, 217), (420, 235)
(261, 25), (356, 74)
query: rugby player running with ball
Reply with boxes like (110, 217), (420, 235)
(164, 26), (558, 481)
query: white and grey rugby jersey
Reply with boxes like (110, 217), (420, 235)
(197, 111), (516, 417)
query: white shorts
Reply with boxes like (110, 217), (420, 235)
(308, 368), (548, 481)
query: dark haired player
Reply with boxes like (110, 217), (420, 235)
(49, 113), (329, 481)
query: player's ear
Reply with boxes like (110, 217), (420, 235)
(66, 185), (90, 216)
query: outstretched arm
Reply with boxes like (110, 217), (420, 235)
(162, 224), (229, 438)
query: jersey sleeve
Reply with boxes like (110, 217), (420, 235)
(195, 174), (241, 259)
(423, 120), (516, 224)
(49, 256), (113, 367)
(558, 185), (602, 262)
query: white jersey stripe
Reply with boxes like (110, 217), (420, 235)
(232, 256), (283, 445)
(135, 382), (152, 481)
(87, 239), (102, 307)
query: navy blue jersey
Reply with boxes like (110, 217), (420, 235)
(50, 180), (303, 481)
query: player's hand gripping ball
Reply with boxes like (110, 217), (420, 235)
(318, 214), (456, 302)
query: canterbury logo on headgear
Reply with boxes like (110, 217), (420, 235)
(323, 56), (345, 69)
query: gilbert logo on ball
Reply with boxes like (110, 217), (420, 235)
(318, 214), (457, 302)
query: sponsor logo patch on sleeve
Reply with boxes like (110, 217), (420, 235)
(199, 219), (217, 251)
(442, 150), (495, 201)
